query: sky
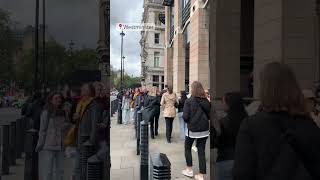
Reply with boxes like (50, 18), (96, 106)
(0, 0), (143, 76)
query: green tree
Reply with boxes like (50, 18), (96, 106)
(16, 40), (100, 90)
(0, 9), (17, 84)
(114, 74), (141, 90)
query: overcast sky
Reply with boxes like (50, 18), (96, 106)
(0, 0), (143, 76)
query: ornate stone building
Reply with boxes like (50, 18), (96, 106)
(140, 0), (165, 90)
(163, 0), (210, 94)
(163, 0), (319, 98)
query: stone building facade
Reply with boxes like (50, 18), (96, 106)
(209, 0), (318, 98)
(140, 0), (165, 90)
(163, 0), (210, 94)
(163, 0), (319, 98)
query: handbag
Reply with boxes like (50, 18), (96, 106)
(64, 100), (93, 147)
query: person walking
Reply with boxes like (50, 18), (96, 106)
(181, 81), (210, 180)
(122, 91), (131, 125)
(143, 86), (159, 139)
(71, 83), (102, 180)
(154, 89), (161, 136)
(36, 92), (70, 180)
(161, 86), (177, 143)
(177, 91), (188, 140)
(213, 92), (248, 180)
(233, 62), (320, 180)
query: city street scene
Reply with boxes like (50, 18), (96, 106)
(1, 0), (320, 180)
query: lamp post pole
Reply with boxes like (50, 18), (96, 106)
(42, 0), (46, 92)
(122, 56), (125, 87)
(34, 0), (40, 93)
(120, 30), (125, 92)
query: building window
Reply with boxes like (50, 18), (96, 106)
(154, 52), (160, 67)
(161, 76), (164, 82)
(155, 33), (160, 44)
(153, 75), (159, 82)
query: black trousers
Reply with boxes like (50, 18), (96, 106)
(185, 136), (208, 174)
(165, 117), (174, 141)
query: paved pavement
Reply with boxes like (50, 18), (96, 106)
(0, 107), (216, 180)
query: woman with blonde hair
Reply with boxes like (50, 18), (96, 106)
(144, 86), (159, 139)
(182, 81), (210, 180)
(161, 86), (178, 143)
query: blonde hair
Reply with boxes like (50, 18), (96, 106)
(148, 86), (158, 96)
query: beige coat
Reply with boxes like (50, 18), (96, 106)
(161, 92), (177, 118)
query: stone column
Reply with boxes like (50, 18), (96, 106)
(164, 6), (173, 87)
(172, 0), (186, 93)
(254, 0), (318, 98)
(209, 0), (241, 98)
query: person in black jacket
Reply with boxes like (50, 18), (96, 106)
(153, 89), (161, 136)
(233, 62), (320, 180)
(214, 92), (248, 180)
(143, 86), (159, 139)
(178, 91), (188, 140)
(182, 81), (210, 180)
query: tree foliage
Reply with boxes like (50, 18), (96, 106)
(16, 40), (99, 91)
(0, 9), (17, 84)
(113, 74), (141, 90)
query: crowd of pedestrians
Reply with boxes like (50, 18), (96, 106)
(18, 61), (320, 180)
(22, 82), (109, 180)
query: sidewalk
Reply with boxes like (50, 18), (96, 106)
(109, 112), (211, 180)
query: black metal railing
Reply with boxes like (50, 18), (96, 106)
(182, 0), (191, 27)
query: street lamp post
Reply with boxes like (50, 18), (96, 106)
(34, 0), (40, 93)
(122, 56), (125, 87)
(120, 30), (125, 92)
(42, 0), (46, 92)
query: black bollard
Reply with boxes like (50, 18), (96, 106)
(87, 155), (104, 180)
(1, 123), (10, 175)
(140, 120), (149, 180)
(15, 118), (23, 159)
(9, 121), (16, 165)
(21, 117), (27, 153)
(136, 110), (142, 155)
(117, 100), (122, 124)
(24, 129), (38, 180)
(150, 153), (171, 180)
(80, 138), (96, 180)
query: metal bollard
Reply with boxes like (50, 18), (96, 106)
(15, 118), (23, 159)
(80, 138), (96, 180)
(1, 123), (10, 175)
(9, 121), (16, 165)
(117, 100), (122, 124)
(24, 129), (38, 180)
(21, 117), (27, 153)
(150, 153), (171, 180)
(140, 120), (149, 180)
(136, 110), (142, 155)
(87, 155), (104, 180)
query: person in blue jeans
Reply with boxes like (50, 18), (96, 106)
(177, 91), (187, 140)
(36, 91), (70, 180)
(213, 92), (248, 180)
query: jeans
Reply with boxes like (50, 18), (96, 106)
(150, 110), (160, 136)
(39, 150), (64, 180)
(215, 160), (234, 180)
(185, 136), (208, 174)
(178, 112), (186, 139)
(72, 151), (80, 180)
(122, 108), (130, 124)
(165, 117), (174, 141)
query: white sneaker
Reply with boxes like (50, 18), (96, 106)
(192, 146), (198, 152)
(182, 169), (194, 178)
